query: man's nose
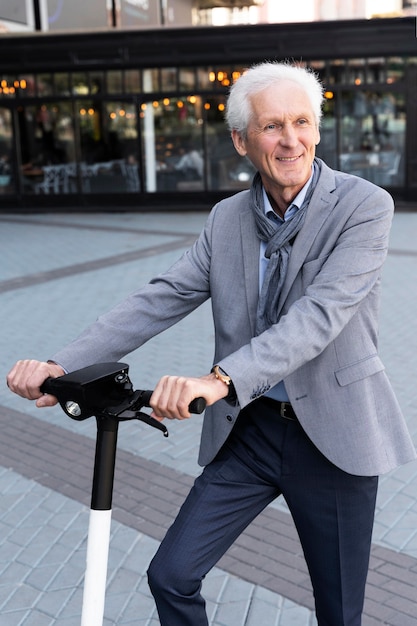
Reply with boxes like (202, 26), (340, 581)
(279, 125), (298, 147)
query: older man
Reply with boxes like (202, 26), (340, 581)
(7, 62), (416, 625)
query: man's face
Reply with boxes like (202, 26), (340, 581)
(232, 80), (320, 207)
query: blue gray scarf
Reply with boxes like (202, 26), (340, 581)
(252, 158), (321, 335)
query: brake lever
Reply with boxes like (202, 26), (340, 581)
(117, 409), (169, 437)
(113, 389), (206, 437)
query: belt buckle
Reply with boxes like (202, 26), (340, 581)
(280, 402), (293, 420)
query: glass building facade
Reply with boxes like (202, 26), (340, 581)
(0, 17), (416, 211)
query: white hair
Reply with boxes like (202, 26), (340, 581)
(225, 61), (324, 137)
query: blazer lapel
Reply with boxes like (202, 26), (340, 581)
(277, 164), (338, 314)
(239, 207), (260, 336)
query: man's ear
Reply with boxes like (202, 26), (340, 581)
(231, 129), (247, 156)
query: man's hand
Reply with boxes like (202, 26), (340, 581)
(150, 372), (229, 421)
(6, 360), (65, 407)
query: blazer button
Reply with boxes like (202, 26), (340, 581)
(226, 415), (233, 422)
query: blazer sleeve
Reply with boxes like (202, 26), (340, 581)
(50, 206), (219, 372)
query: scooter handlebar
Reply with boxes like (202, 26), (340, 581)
(40, 368), (207, 418)
(140, 390), (206, 415)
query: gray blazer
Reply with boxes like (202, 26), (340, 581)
(53, 159), (416, 477)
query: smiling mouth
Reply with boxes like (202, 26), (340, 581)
(277, 156), (300, 162)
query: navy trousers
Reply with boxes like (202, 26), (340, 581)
(147, 398), (378, 625)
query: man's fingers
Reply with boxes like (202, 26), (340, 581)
(6, 359), (64, 403)
(36, 394), (59, 408)
(150, 375), (194, 420)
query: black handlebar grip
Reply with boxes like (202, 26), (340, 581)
(40, 377), (56, 394)
(142, 390), (206, 414)
(189, 396), (206, 414)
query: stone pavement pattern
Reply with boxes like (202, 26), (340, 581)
(0, 209), (416, 625)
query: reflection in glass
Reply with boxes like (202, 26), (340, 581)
(0, 108), (14, 193)
(77, 100), (140, 193)
(161, 68), (177, 91)
(141, 96), (205, 192)
(387, 57), (405, 83)
(1, 52), (412, 201)
(143, 69), (159, 93)
(90, 72), (105, 95)
(55, 73), (70, 96)
(71, 73), (89, 95)
(17, 102), (76, 194)
(197, 67), (212, 90)
(125, 69), (141, 93)
(339, 91), (405, 187)
(18, 75), (36, 97)
(205, 95), (254, 191)
(367, 58), (386, 84)
(178, 68), (196, 91)
(37, 74), (54, 96)
(107, 70), (123, 94)
(316, 95), (337, 169)
(139, 92), (255, 193)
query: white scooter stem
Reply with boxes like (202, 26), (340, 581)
(81, 509), (112, 626)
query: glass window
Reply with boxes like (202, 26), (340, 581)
(161, 67), (177, 91)
(178, 68), (196, 91)
(77, 100), (140, 193)
(125, 69), (141, 94)
(37, 74), (54, 96)
(346, 59), (366, 86)
(316, 93), (337, 169)
(204, 94), (254, 192)
(308, 60), (327, 84)
(339, 90), (405, 188)
(0, 76), (17, 98)
(17, 75), (36, 97)
(143, 69), (159, 93)
(367, 58), (386, 84)
(107, 70), (123, 94)
(328, 59), (345, 85)
(71, 72), (89, 95)
(387, 57), (405, 84)
(140, 96), (206, 192)
(54, 73), (70, 96)
(197, 67), (212, 90)
(90, 72), (105, 95)
(18, 102), (76, 194)
(0, 76), (33, 98)
(207, 66), (234, 90)
(0, 107), (14, 194)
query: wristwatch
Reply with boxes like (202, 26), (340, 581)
(211, 365), (236, 402)
(212, 365), (232, 386)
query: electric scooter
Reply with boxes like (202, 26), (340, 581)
(41, 361), (205, 626)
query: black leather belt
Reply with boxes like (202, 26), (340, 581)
(261, 396), (298, 421)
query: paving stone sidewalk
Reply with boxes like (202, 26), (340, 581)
(0, 209), (416, 625)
